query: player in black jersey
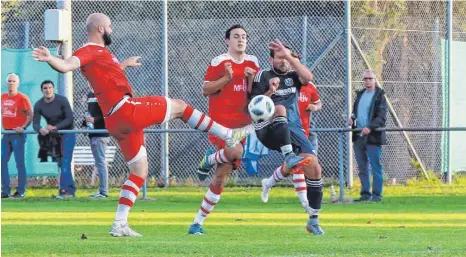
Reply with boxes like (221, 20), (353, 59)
(249, 40), (324, 235)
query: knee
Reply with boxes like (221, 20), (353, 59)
(224, 145), (243, 161)
(273, 105), (286, 117)
(171, 98), (188, 116)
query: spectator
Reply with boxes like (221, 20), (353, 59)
(33, 80), (76, 199)
(349, 70), (388, 202)
(1, 73), (33, 198)
(81, 87), (110, 198)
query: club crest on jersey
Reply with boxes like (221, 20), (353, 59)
(285, 78), (294, 87)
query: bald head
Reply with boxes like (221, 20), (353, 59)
(86, 13), (111, 33)
(6, 73), (19, 84)
(85, 13), (113, 46)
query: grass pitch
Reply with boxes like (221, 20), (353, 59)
(2, 186), (466, 257)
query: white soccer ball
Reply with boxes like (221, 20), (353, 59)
(248, 95), (275, 123)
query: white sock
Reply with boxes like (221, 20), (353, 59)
(193, 185), (222, 225)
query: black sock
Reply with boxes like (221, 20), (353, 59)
(306, 178), (323, 216)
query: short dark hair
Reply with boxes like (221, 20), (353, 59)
(225, 24), (247, 39)
(41, 80), (54, 89)
(269, 43), (300, 59)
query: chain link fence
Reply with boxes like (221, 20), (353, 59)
(2, 1), (464, 189)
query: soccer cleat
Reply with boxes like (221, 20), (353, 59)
(306, 218), (325, 236)
(89, 192), (108, 198)
(109, 222), (142, 237)
(225, 124), (254, 147)
(197, 149), (216, 181)
(260, 179), (271, 203)
(1, 194), (10, 199)
(188, 223), (205, 235)
(284, 153), (312, 174)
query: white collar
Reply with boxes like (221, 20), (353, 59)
(226, 53), (245, 64)
(83, 42), (105, 48)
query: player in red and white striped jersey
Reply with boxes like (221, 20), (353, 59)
(33, 13), (254, 237)
(188, 25), (259, 235)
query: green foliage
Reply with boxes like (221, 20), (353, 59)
(352, 0), (408, 79)
(407, 158), (442, 185)
(1, 0), (21, 24)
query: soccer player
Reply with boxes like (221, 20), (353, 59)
(188, 25), (259, 235)
(298, 82), (322, 142)
(251, 40), (325, 235)
(32, 13), (253, 237)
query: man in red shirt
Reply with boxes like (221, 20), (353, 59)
(189, 25), (259, 235)
(32, 13), (253, 237)
(1, 73), (33, 198)
(298, 82), (322, 143)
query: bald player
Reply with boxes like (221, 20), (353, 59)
(32, 13), (254, 237)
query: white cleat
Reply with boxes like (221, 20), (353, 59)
(225, 124), (254, 147)
(109, 222), (142, 237)
(261, 179), (271, 203)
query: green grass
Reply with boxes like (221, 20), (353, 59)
(2, 186), (466, 257)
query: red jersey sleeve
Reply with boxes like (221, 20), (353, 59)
(72, 47), (94, 67)
(308, 83), (321, 103)
(204, 62), (223, 82)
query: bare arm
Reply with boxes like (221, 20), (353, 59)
(306, 101), (322, 112)
(22, 109), (33, 128)
(287, 56), (313, 84)
(203, 62), (233, 96)
(120, 56), (142, 70)
(32, 46), (80, 73)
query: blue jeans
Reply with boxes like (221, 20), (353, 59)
(353, 137), (383, 197)
(59, 133), (76, 195)
(1, 134), (27, 195)
(90, 137), (109, 195)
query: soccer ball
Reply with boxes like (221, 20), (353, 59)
(248, 95), (275, 123)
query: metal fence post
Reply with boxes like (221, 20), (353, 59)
(446, 0), (453, 184)
(345, 0), (353, 188)
(301, 15), (308, 66)
(338, 131), (345, 201)
(161, 0), (170, 187)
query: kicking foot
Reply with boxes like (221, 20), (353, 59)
(225, 124), (254, 147)
(284, 153), (312, 174)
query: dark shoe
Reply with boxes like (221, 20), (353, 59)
(11, 192), (25, 198)
(355, 195), (372, 202)
(1, 193), (10, 199)
(371, 195), (382, 202)
(89, 192), (108, 198)
(56, 189), (75, 199)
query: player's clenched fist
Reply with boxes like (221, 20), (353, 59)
(244, 67), (256, 77)
(224, 62), (233, 80)
(32, 46), (52, 62)
(269, 77), (280, 93)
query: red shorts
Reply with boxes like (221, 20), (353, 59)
(104, 95), (171, 163)
(208, 134), (245, 169)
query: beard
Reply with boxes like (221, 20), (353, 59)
(103, 31), (112, 46)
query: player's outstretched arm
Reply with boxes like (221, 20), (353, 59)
(269, 40), (313, 83)
(121, 56), (142, 70)
(32, 46), (79, 73)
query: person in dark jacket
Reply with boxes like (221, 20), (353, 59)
(81, 88), (110, 198)
(33, 80), (76, 199)
(349, 70), (388, 202)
